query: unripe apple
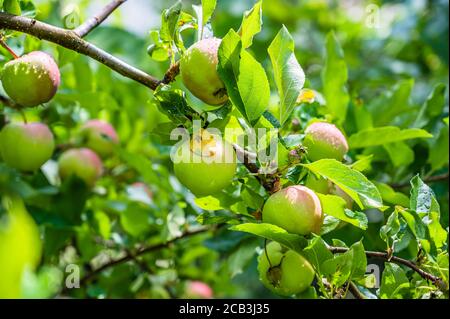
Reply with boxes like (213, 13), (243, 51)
(305, 173), (329, 194)
(0, 122), (54, 172)
(330, 184), (354, 209)
(262, 185), (323, 235)
(0, 51), (60, 107)
(258, 242), (315, 296)
(78, 120), (119, 158)
(305, 173), (353, 209)
(172, 130), (237, 197)
(303, 122), (348, 162)
(180, 38), (228, 106)
(58, 148), (103, 187)
(185, 281), (214, 299)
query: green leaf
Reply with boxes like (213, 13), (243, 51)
(379, 263), (410, 299)
(380, 210), (402, 249)
(57, 47), (79, 67)
(268, 26), (305, 126)
(160, 1), (182, 43)
(201, 0), (217, 27)
(217, 30), (246, 120)
(409, 176), (447, 249)
(322, 250), (353, 287)
(321, 31), (349, 124)
(322, 241), (367, 287)
(262, 110), (281, 129)
(0, 196), (42, 298)
(197, 211), (240, 225)
(428, 125), (449, 172)
(230, 223), (307, 253)
(238, 0), (262, 49)
(194, 196), (224, 211)
(153, 85), (197, 125)
(237, 50), (270, 125)
(348, 241), (368, 279)
(370, 79), (414, 127)
(302, 159), (383, 209)
(397, 207), (433, 254)
(21, 266), (62, 299)
(349, 126), (432, 149)
(427, 211), (448, 250)
(301, 236), (334, 274)
(3, 0), (21, 15)
(228, 238), (258, 278)
(374, 182), (410, 208)
(414, 83), (447, 127)
(120, 203), (152, 237)
(410, 175), (440, 216)
(384, 142), (414, 167)
(316, 193), (368, 230)
(240, 187), (264, 210)
(320, 215), (341, 235)
(118, 150), (158, 185)
(350, 155), (373, 172)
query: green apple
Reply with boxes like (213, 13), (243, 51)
(303, 122), (348, 162)
(262, 185), (323, 235)
(330, 184), (354, 209)
(305, 173), (353, 209)
(0, 122), (55, 172)
(305, 173), (330, 194)
(180, 38), (228, 106)
(78, 120), (119, 158)
(58, 148), (103, 187)
(258, 242), (315, 296)
(1, 51), (60, 107)
(172, 130), (237, 197)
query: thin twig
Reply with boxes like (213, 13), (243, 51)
(329, 246), (444, 290)
(160, 61), (180, 86)
(0, 12), (160, 89)
(0, 38), (19, 59)
(74, 0), (127, 37)
(78, 228), (209, 285)
(390, 173), (449, 189)
(348, 281), (366, 299)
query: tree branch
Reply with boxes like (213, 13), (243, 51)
(76, 227), (209, 286)
(0, 12), (161, 89)
(0, 38), (19, 59)
(348, 281), (366, 299)
(74, 0), (127, 38)
(390, 173), (449, 189)
(329, 246), (445, 290)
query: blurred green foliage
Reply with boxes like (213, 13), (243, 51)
(0, 0), (448, 299)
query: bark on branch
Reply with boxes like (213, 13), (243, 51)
(76, 227), (209, 287)
(329, 246), (446, 291)
(0, 12), (161, 89)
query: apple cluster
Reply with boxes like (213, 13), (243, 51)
(0, 39), (352, 298)
(0, 51), (120, 188)
(172, 38), (353, 297)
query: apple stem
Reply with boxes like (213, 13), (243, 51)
(19, 109), (28, 124)
(263, 239), (273, 268)
(0, 38), (19, 59)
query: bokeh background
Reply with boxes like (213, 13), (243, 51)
(1, 0), (448, 298)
